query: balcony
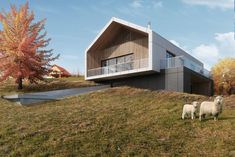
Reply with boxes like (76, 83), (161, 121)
(160, 56), (210, 78)
(87, 58), (149, 77)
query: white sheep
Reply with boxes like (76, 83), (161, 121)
(199, 96), (223, 121)
(182, 101), (199, 120)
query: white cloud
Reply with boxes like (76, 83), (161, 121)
(130, 0), (143, 8)
(118, 0), (162, 18)
(215, 32), (235, 56)
(192, 44), (219, 69)
(192, 44), (219, 58)
(182, 0), (233, 9)
(171, 32), (235, 70)
(130, 0), (163, 9)
(191, 32), (235, 69)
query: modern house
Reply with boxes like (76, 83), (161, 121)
(85, 17), (213, 96)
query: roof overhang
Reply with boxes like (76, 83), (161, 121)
(85, 17), (151, 53)
(84, 17), (153, 80)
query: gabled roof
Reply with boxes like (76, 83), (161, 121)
(51, 64), (71, 76)
(85, 17), (151, 52)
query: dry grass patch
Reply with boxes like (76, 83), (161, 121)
(0, 87), (234, 156)
(0, 76), (95, 95)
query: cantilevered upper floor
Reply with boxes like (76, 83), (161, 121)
(85, 17), (210, 81)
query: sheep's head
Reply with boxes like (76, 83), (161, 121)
(192, 101), (199, 108)
(214, 96), (223, 106)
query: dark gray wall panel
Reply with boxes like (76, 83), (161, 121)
(96, 67), (213, 96)
(183, 67), (213, 96)
(165, 67), (184, 92)
(98, 72), (165, 90)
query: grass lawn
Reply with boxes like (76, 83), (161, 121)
(0, 76), (95, 95)
(0, 86), (235, 156)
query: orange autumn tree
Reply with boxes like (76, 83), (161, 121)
(211, 58), (235, 95)
(0, 3), (59, 89)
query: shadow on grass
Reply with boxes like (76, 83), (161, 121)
(196, 116), (235, 122)
(218, 117), (235, 121)
(178, 115), (235, 122)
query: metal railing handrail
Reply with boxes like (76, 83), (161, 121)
(87, 58), (149, 77)
(160, 56), (211, 78)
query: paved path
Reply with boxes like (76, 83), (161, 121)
(3, 85), (110, 105)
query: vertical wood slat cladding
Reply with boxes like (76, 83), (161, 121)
(87, 28), (148, 70)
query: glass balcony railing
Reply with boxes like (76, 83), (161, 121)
(160, 56), (211, 78)
(87, 58), (149, 77)
(87, 56), (210, 78)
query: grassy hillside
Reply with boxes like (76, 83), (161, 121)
(0, 87), (235, 156)
(0, 76), (95, 95)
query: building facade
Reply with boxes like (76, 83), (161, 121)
(85, 17), (213, 96)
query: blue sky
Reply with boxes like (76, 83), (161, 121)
(1, 0), (234, 73)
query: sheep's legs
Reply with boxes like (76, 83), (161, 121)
(182, 113), (185, 120)
(199, 114), (205, 121)
(199, 114), (202, 121)
(191, 113), (195, 120)
(214, 114), (219, 121)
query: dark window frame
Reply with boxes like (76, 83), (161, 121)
(101, 53), (134, 67)
(166, 50), (175, 58)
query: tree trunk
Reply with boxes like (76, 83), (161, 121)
(18, 77), (23, 90)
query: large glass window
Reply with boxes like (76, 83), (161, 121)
(101, 54), (134, 73)
(117, 56), (125, 64)
(101, 60), (107, 67)
(125, 54), (133, 62)
(108, 58), (116, 65)
(117, 56), (125, 72)
(125, 54), (133, 70)
(101, 60), (108, 74)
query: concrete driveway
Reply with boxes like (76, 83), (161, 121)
(3, 85), (110, 105)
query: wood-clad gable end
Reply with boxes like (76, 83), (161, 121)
(87, 24), (149, 70)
